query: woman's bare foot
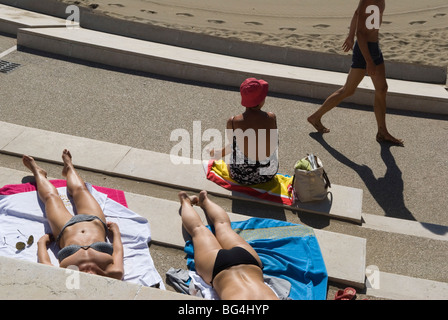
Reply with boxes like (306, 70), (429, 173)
(61, 149), (74, 177)
(197, 190), (209, 207)
(178, 191), (198, 206)
(22, 155), (47, 178)
(376, 132), (404, 146)
(307, 115), (330, 133)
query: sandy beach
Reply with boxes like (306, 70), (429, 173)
(62, 0), (448, 68)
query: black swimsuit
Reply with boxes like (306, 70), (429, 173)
(211, 246), (263, 285)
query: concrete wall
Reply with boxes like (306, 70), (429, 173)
(2, 0), (446, 84)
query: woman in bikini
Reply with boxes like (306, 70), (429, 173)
(210, 77), (279, 185)
(23, 150), (124, 280)
(179, 190), (279, 300)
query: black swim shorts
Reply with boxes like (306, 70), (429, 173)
(351, 41), (384, 69)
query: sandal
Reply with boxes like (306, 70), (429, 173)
(334, 287), (357, 300)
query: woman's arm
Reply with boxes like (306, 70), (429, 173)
(209, 117), (234, 159)
(106, 222), (124, 280)
(37, 234), (54, 266)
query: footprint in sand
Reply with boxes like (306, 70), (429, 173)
(382, 21), (392, 25)
(176, 13), (194, 17)
(409, 21), (426, 25)
(279, 27), (297, 31)
(245, 21), (263, 26)
(89, 3), (99, 9)
(433, 13), (446, 18)
(108, 3), (124, 8)
(313, 24), (330, 29)
(140, 9), (157, 14)
(208, 20), (226, 24)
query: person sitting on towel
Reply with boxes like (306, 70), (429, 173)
(23, 150), (124, 280)
(209, 78), (279, 185)
(178, 190), (279, 300)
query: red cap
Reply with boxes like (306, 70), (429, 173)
(240, 78), (269, 108)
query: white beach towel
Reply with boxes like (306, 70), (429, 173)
(0, 183), (164, 289)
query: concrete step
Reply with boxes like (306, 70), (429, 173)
(0, 3), (74, 35)
(2, 165), (448, 299)
(15, 26), (448, 115)
(0, 256), (198, 300)
(0, 121), (363, 223)
(0, 165), (366, 289)
(124, 192), (367, 288)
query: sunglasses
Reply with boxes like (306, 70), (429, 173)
(15, 236), (34, 251)
(15, 230), (34, 251)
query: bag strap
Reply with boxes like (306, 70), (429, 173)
(322, 169), (331, 189)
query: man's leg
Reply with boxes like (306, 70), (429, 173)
(370, 63), (404, 146)
(308, 68), (366, 133)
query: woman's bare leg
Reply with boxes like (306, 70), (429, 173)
(178, 191), (221, 284)
(61, 149), (106, 222)
(197, 190), (262, 267)
(22, 155), (72, 239)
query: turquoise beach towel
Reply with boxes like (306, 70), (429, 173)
(184, 218), (328, 300)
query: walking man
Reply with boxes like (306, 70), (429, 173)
(308, 0), (403, 146)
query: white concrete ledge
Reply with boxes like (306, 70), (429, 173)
(1, 0), (446, 84)
(0, 166), (367, 289)
(363, 213), (448, 242)
(0, 121), (364, 223)
(0, 256), (198, 300)
(15, 27), (448, 115)
(125, 192), (367, 288)
(0, 4), (73, 35)
(366, 271), (448, 300)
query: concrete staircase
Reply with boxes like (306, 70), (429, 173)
(0, 3), (447, 300)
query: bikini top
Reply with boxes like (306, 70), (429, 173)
(58, 242), (113, 262)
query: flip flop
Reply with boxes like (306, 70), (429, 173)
(334, 287), (357, 300)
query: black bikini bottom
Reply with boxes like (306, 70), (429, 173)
(211, 246), (262, 284)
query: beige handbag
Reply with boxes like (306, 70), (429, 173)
(292, 154), (331, 203)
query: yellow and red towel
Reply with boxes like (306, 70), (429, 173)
(206, 159), (294, 206)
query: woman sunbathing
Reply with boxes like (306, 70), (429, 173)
(23, 150), (124, 280)
(178, 190), (279, 300)
(210, 78), (279, 185)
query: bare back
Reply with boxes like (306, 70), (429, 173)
(228, 109), (278, 161)
(213, 265), (279, 300)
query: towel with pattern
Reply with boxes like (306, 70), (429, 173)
(205, 159), (294, 206)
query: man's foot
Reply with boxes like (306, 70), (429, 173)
(376, 132), (404, 146)
(178, 191), (198, 206)
(307, 116), (330, 133)
(22, 155), (47, 178)
(61, 149), (74, 177)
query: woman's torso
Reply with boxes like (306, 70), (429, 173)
(58, 220), (113, 271)
(213, 264), (279, 300)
